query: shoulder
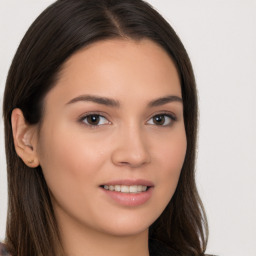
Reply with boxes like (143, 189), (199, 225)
(0, 243), (11, 256)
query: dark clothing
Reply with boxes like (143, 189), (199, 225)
(0, 243), (9, 256)
(0, 240), (175, 256)
(149, 239), (177, 255)
(0, 240), (214, 256)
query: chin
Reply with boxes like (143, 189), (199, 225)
(92, 211), (158, 237)
(100, 224), (149, 237)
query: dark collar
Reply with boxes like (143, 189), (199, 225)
(149, 239), (178, 256)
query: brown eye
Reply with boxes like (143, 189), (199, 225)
(147, 114), (176, 126)
(81, 114), (109, 126)
(153, 115), (165, 125)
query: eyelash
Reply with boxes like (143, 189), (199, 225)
(78, 112), (177, 128)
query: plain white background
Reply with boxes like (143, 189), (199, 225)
(0, 1), (255, 256)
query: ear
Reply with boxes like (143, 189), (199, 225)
(11, 108), (40, 168)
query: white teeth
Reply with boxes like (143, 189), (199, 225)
(115, 185), (121, 192)
(103, 185), (148, 193)
(129, 185), (137, 193)
(121, 185), (130, 193)
(142, 185), (147, 192)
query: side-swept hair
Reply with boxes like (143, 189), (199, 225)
(3, 0), (208, 255)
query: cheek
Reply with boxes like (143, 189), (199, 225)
(39, 125), (103, 170)
(37, 127), (111, 231)
(153, 128), (187, 201)
(37, 127), (105, 202)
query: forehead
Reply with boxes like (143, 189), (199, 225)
(44, 38), (181, 108)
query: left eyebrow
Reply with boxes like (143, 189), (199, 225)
(148, 95), (183, 107)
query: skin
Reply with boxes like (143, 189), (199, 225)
(12, 39), (187, 256)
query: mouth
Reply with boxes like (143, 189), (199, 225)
(100, 184), (150, 193)
(99, 179), (154, 206)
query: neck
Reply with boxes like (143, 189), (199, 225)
(57, 214), (150, 256)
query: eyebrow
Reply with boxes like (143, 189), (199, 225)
(66, 95), (120, 107)
(148, 95), (183, 107)
(66, 94), (183, 107)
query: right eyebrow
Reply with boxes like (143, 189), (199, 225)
(66, 94), (120, 108)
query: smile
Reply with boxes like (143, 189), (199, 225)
(102, 185), (148, 193)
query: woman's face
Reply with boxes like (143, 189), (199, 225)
(35, 39), (186, 237)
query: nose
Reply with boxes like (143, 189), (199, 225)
(111, 124), (151, 168)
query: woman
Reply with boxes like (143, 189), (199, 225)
(2, 0), (208, 255)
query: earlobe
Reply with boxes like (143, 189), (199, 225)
(11, 108), (40, 168)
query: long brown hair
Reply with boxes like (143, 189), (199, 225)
(3, 0), (208, 255)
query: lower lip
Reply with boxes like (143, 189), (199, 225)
(101, 187), (153, 207)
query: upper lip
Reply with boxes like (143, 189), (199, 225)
(100, 179), (154, 187)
